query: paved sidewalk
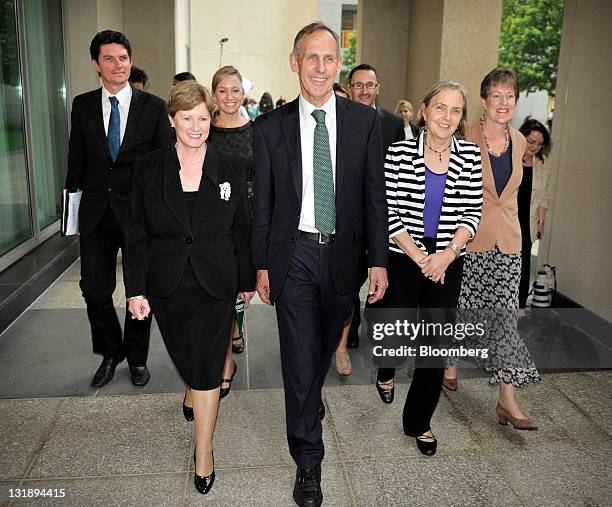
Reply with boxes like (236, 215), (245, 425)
(0, 259), (610, 505)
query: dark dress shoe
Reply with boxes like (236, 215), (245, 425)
(293, 465), (322, 507)
(318, 402), (325, 420)
(232, 335), (245, 354)
(416, 433), (437, 456)
(91, 355), (121, 388)
(129, 365), (150, 386)
(219, 361), (237, 399)
(182, 393), (194, 421)
(376, 380), (394, 404)
(193, 450), (215, 494)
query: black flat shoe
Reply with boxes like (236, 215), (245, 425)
(293, 465), (322, 507)
(182, 393), (194, 421)
(416, 433), (437, 456)
(91, 355), (122, 388)
(232, 335), (245, 354)
(129, 365), (150, 386)
(376, 379), (394, 404)
(219, 361), (237, 399)
(193, 450), (215, 494)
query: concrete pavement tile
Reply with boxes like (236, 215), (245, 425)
(444, 377), (609, 451)
(548, 372), (612, 437)
(0, 398), (62, 480)
(346, 454), (521, 506)
(489, 441), (612, 506)
(212, 388), (339, 468)
(14, 473), (184, 506)
(324, 384), (479, 460)
(31, 281), (86, 309)
(29, 395), (192, 478)
(186, 463), (352, 506)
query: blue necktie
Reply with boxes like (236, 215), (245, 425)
(108, 96), (120, 161)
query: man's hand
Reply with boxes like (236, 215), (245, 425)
(240, 291), (256, 309)
(367, 267), (388, 304)
(128, 298), (151, 320)
(256, 269), (271, 305)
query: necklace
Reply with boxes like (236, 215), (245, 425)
(481, 119), (509, 156)
(176, 144), (206, 166)
(424, 138), (451, 162)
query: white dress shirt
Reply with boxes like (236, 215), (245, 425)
(102, 83), (132, 143)
(298, 93), (337, 233)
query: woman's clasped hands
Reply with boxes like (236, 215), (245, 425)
(417, 249), (456, 284)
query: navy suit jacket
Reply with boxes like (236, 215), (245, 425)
(251, 95), (389, 302)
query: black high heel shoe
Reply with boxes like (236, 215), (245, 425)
(182, 393), (194, 421)
(232, 335), (245, 354)
(376, 379), (395, 404)
(219, 361), (237, 400)
(194, 450), (215, 494)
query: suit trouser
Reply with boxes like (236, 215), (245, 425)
(79, 205), (151, 366)
(374, 242), (463, 436)
(275, 236), (354, 468)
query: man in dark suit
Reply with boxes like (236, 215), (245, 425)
(252, 23), (388, 506)
(345, 63), (404, 349)
(65, 30), (170, 388)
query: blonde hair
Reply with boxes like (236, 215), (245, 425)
(211, 65), (244, 93)
(167, 80), (214, 117)
(394, 99), (413, 116)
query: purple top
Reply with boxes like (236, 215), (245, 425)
(423, 166), (447, 238)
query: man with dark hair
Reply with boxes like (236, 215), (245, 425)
(346, 63), (404, 350)
(65, 30), (170, 388)
(129, 66), (148, 90)
(252, 22), (388, 506)
(348, 63), (404, 152)
(172, 71), (196, 86)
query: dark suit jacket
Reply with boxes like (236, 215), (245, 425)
(251, 95), (389, 302)
(123, 145), (255, 300)
(65, 87), (170, 235)
(377, 107), (404, 154)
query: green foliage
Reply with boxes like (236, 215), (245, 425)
(499, 0), (565, 95)
(343, 34), (357, 70)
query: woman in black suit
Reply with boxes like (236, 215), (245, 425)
(124, 81), (255, 494)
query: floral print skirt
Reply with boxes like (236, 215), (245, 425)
(450, 246), (541, 388)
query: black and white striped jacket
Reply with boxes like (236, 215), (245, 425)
(386, 132), (483, 256)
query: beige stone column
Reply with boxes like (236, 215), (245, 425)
(356, 0), (411, 111)
(405, 0), (502, 123)
(538, 0), (612, 320)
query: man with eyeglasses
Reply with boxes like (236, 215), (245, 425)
(345, 64), (404, 349)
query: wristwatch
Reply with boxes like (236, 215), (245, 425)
(447, 243), (461, 258)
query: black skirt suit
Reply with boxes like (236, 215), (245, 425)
(124, 144), (255, 389)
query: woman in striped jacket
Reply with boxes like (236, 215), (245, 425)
(372, 80), (482, 455)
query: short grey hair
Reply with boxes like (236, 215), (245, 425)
(292, 22), (340, 57)
(417, 80), (469, 137)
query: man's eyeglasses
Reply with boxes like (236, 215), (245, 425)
(526, 139), (544, 148)
(349, 82), (379, 90)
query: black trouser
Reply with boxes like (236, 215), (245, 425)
(275, 236), (354, 468)
(372, 240), (463, 436)
(79, 205), (151, 366)
(518, 238), (532, 309)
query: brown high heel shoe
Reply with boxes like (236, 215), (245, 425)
(496, 403), (538, 430)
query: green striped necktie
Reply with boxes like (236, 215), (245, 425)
(311, 109), (335, 236)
